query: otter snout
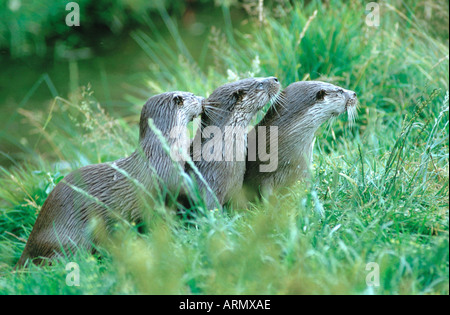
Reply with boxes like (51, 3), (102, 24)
(264, 76), (280, 88)
(197, 96), (205, 116)
(258, 76), (280, 86)
(345, 90), (357, 101)
(344, 89), (358, 125)
(267, 77), (279, 84)
(187, 94), (205, 118)
(344, 89), (358, 110)
(259, 76), (281, 103)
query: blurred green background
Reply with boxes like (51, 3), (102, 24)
(0, 0), (249, 166)
(0, 0), (448, 295)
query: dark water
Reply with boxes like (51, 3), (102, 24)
(0, 5), (247, 167)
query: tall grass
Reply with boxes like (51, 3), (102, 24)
(0, 0), (448, 294)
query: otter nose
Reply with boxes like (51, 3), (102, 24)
(345, 91), (357, 100)
(268, 77), (279, 84)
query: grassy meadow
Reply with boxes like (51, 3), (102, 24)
(0, 0), (448, 294)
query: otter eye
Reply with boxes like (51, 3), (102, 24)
(173, 95), (184, 106)
(233, 90), (245, 102)
(338, 89), (344, 94)
(316, 89), (326, 100)
(258, 82), (264, 89)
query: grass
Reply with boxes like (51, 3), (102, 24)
(0, 0), (448, 294)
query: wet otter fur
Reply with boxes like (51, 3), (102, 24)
(15, 92), (204, 267)
(186, 77), (281, 209)
(244, 81), (358, 198)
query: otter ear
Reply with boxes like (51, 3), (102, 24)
(233, 89), (245, 103)
(173, 95), (184, 106)
(316, 89), (326, 101)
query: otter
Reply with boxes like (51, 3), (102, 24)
(185, 77), (281, 210)
(15, 92), (204, 267)
(244, 81), (358, 197)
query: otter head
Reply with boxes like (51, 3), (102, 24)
(281, 81), (358, 127)
(139, 91), (204, 140)
(204, 77), (281, 126)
